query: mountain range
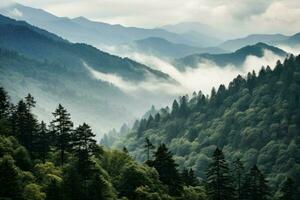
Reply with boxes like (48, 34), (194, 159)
(0, 3), (221, 48)
(219, 33), (300, 51)
(117, 37), (226, 59)
(0, 14), (176, 136)
(175, 43), (288, 70)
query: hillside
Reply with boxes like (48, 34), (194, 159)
(122, 37), (225, 59)
(175, 43), (287, 70)
(219, 34), (288, 51)
(106, 55), (300, 196)
(0, 3), (212, 47)
(0, 14), (176, 135)
(0, 14), (169, 81)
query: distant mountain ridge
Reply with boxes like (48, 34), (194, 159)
(176, 43), (287, 70)
(120, 37), (226, 59)
(0, 3), (219, 48)
(0, 14), (169, 81)
(0, 14), (175, 135)
(220, 33), (300, 51)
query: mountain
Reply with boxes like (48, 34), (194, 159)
(278, 33), (300, 47)
(219, 34), (289, 51)
(160, 21), (226, 43)
(0, 3), (213, 48)
(0, 14), (175, 135)
(105, 55), (300, 197)
(120, 37), (226, 59)
(175, 43), (287, 70)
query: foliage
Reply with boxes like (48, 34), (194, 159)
(112, 55), (300, 198)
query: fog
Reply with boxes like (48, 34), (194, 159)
(100, 47), (286, 96)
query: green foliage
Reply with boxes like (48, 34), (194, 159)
(206, 148), (234, 200)
(242, 165), (269, 200)
(23, 184), (46, 200)
(0, 155), (23, 199)
(113, 55), (300, 198)
(152, 144), (183, 196)
(50, 104), (73, 166)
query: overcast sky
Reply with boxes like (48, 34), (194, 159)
(2, 0), (300, 36)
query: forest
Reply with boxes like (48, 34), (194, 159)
(102, 55), (300, 199)
(0, 78), (298, 200)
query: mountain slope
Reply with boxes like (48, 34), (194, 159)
(108, 55), (300, 196)
(0, 3), (210, 47)
(121, 37), (226, 59)
(0, 14), (169, 82)
(219, 34), (288, 51)
(278, 33), (300, 47)
(176, 43), (287, 70)
(160, 21), (225, 43)
(0, 14), (175, 135)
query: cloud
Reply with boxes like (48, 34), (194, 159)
(11, 0), (300, 36)
(0, 0), (14, 8)
(275, 45), (300, 55)
(84, 61), (184, 95)
(93, 46), (286, 95)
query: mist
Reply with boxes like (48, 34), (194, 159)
(101, 46), (286, 96)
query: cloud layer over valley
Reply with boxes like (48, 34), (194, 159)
(99, 47), (286, 96)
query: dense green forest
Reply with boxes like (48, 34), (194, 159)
(0, 87), (297, 200)
(103, 55), (300, 199)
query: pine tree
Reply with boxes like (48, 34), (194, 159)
(242, 165), (269, 200)
(233, 158), (244, 200)
(33, 121), (51, 162)
(152, 143), (183, 196)
(179, 95), (189, 117)
(14, 100), (38, 151)
(72, 123), (97, 180)
(50, 104), (73, 166)
(25, 93), (36, 112)
(278, 177), (296, 200)
(206, 147), (234, 200)
(0, 87), (10, 119)
(72, 123), (97, 199)
(171, 100), (179, 117)
(144, 137), (155, 162)
(181, 168), (199, 186)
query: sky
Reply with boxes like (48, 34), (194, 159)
(1, 0), (300, 36)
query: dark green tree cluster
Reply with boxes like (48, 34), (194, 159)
(206, 148), (275, 200)
(0, 88), (180, 200)
(110, 55), (300, 198)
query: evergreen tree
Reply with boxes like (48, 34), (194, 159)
(181, 168), (199, 186)
(144, 137), (155, 162)
(50, 104), (73, 166)
(14, 100), (38, 151)
(179, 95), (189, 117)
(0, 87), (10, 119)
(25, 93), (36, 112)
(233, 158), (244, 200)
(72, 123), (97, 177)
(171, 100), (179, 117)
(278, 177), (296, 200)
(206, 147), (234, 200)
(152, 143), (183, 196)
(154, 113), (160, 122)
(242, 165), (269, 200)
(33, 121), (51, 162)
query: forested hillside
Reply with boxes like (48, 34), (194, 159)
(0, 14), (175, 134)
(175, 43), (287, 70)
(106, 55), (300, 198)
(0, 86), (297, 200)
